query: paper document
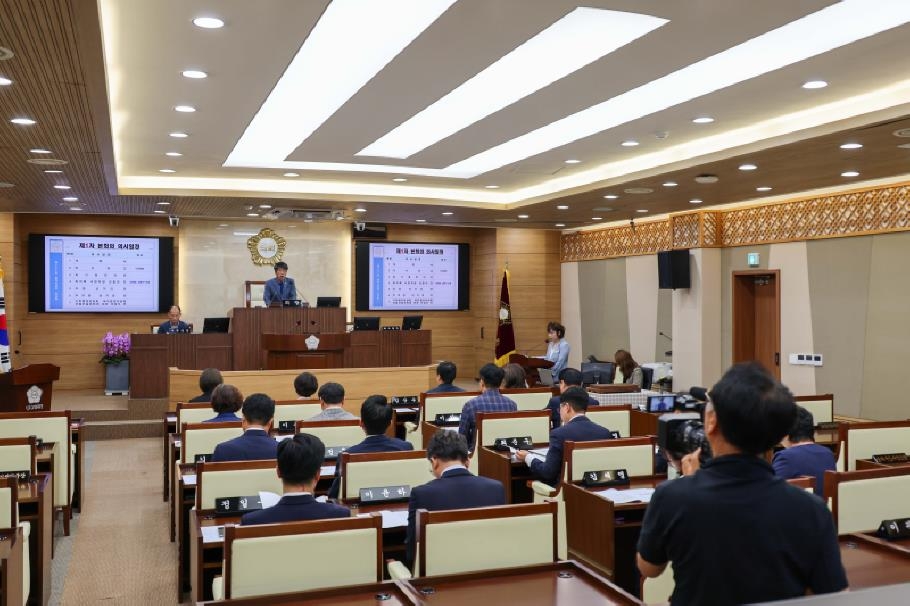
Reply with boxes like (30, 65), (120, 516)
(315, 495), (328, 504)
(529, 448), (549, 457)
(201, 526), (224, 544)
(320, 465), (336, 476)
(258, 491), (281, 508)
(357, 510), (409, 529)
(274, 434), (294, 442)
(183, 474), (197, 486)
(596, 487), (655, 504)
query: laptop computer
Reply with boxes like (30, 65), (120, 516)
(537, 368), (555, 387)
(202, 317), (230, 333)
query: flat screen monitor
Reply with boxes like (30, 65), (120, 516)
(317, 296), (341, 308)
(202, 317), (230, 333)
(580, 362), (615, 385)
(647, 394), (676, 413)
(402, 315), (423, 330)
(353, 316), (380, 331)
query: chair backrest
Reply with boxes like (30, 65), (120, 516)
(500, 388), (555, 412)
(417, 501), (557, 577)
(177, 401), (216, 429)
(244, 280), (267, 308)
(795, 394), (834, 425)
(0, 411), (71, 508)
(0, 437), (37, 475)
(785, 475), (816, 493)
(195, 460), (282, 510)
(296, 420), (364, 452)
(841, 420), (910, 471)
(824, 466), (910, 534)
(0, 476), (17, 529)
(340, 450), (433, 501)
(273, 401), (321, 427)
(420, 392), (480, 426)
(181, 422), (243, 464)
(476, 410), (550, 448)
(565, 437), (655, 482)
(223, 515), (383, 600)
(585, 405), (631, 438)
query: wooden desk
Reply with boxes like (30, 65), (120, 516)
(855, 458), (910, 470)
(262, 332), (349, 370)
(130, 333), (233, 398)
(476, 445), (543, 504)
(18, 474), (51, 606)
(199, 581), (419, 605)
(0, 528), (24, 606)
(231, 307), (347, 370)
(162, 413), (176, 502)
(839, 533), (910, 588)
(70, 419), (85, 513)
(629, 410), (659, 437)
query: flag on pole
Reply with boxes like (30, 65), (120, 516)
(494, 268), (516, 367)
(0, 258), (11, 372)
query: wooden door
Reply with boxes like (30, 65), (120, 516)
(732, 270), (781, 379)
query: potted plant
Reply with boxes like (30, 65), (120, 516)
(100, 331), (131, 395)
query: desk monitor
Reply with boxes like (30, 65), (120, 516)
(402, 315), (423, 330)
(580, 362), (615, 385)
(353, 316), (380, 331)
(317, 296), (341, 308)
(647, 394), (675, 413)
(202, 317), (230, 333)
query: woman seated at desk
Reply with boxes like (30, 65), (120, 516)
(204, 384), (243, 423)
(615, 349), (643, 388)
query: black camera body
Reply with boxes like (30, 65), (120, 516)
(658, 413), (712, 466)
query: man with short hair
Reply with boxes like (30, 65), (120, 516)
(517, 386), (613, 486)
(212, 393), (278, 462)
(241, 433), (350, 525)
(189, 367), (223, 403)
(328, 395), (413, 499)
(262, 261), (297, 306)
(426, 361), (465, 394)
(457, 363), (517, 450)
(636, 363), (847, 605)
(772, 405), (836, 496)
(406, 430), (505, 566)
(545, 368), (600, 428)
(159, 304), (191, 334)
(307, 382), (357, 421)
(293, 371), (318, 399)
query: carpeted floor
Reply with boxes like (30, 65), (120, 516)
(56, 438), (175, 604)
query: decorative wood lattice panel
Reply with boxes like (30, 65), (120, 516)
(671, 213), (700, 249)
(561, 220), (670, 262)
(701, 211), (722, 247)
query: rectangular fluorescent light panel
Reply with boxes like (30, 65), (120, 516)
(225, 0), (455, 166)
(357, 7), (667, 159)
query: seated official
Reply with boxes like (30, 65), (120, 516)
(545, 368), (600, 429)
(241, 433), (350, 525)
(458, 363), (518, 450)
(212, 393), (278, 462)
(772, 405), (836, 496)
(328, 395), (413, 499)
(293, 371), (318, 399)
(307, 382), (357, 421)
(614, 349), (643, 387)
(262, 261), (297, 306)
(406, 430), (505, 566)
(204, 384), (243, 423)
(159, 304), (191, 334)
(502, 363), (528, 389)
(636, 363), (847, 606)
(190, 368), (223, 403)
(517, 386), (613, 486)
(425, 361), (465, 394)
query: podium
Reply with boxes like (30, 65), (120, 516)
(262, 333), (350, 370)
(0, 364), (61, 413)
(508, 353), (553, 387)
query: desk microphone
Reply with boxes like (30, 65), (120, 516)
(310, 319), (319, 334)
(659, 331), (673, 341)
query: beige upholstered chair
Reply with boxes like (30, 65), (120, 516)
(244, 280), (267, 308)
(176, 402), (216, 429)
(408, 392), (480, 450)
(340, 450), (433, 501)
(501, 387), (556, 412)
(840, 420), (910, 471)
(0, 437), (38, 476)
(273, 401), (321, 428)
(180, 422), (243, 464)
(642, 562), (675, 605)
(0, 477), (28, 605)
(794, 394), (834, 425)
(476, 410), (551, 449)
(195, 460), (282, 511)
(0, 411), (74, 535)
(212, 514), (383, 600)
(295, 420), (364, 452)
(824, 466), (910, 534)
(586, 405), (632, 438)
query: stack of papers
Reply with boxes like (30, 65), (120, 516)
(201, 525), (225, 543)
(357, 510), (409, 529)
(596, 487), (655, 504)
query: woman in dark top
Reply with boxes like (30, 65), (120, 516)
(502, 363), (528, 389)
(204, 384), (243, 423)
(614, 349), (643, 387)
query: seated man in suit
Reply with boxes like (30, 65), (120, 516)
(328, 394), (413, 499)
(159, 304), (191, 334)
(241, 433), (350, 525)
(545, 368), (600, 429)
(293, 371), (318, 399)
(772, 405), (836, 496)
(307, 382), (357, 421)
(204, 384), (243, 423)
(517, 386), (614, 486)
(406, 430), (505, 566)
(425, 361), (465, 394)
(458, 363), (517, 450)
(262, 261), (297, 306)
(212, 393), (278, 462)
(189, 367), (223, 402)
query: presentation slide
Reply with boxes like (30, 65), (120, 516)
(43, 235), (160, 312)
(368, 242), (459, 310)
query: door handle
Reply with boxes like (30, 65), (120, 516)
(774, 352), (780, 366)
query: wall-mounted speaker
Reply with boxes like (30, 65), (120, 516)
(658, 249), (691, 289)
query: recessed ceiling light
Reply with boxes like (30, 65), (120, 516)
(802, 79), (828, 89)
(354, 208), (367, 212)
(662, 181), (677, 187)
(182, 70), (208, 79)
(159, 169), (176, 173)
(169, 132), (188, 138)
(564, 159), (581, 164)
(442, 211), (453, 215)
(53, 185), (71, 190)
(556, 205), (569, 210)
(69, 207), (83, 211)
(218, 223), (229, 227)
(43, 169), (63, 174)
(0, 77), (11, 86)
(738, 163), (757, 171)
(283, 172), (300, 177)
(898, 143), (910, 149)
(636, 209), (649, 213)
(156, 202), (171, 206)
(154, 210), (167, 214)
(756, 186), (773, 192)
(0, 182), (13, 188)
(840, 142), (863, 149)
(604, 194), (618, 199)
(258, 204), (272, 209)
(555, 223), (566, 227)
(174, 105), (196, 113)
(484, 185), (500, 189)
(692, 116), (715, 124)
(694, 174), (719, 184)
(193, 16), (225, 29)
(246, 213), (259, 217)
(689, 199), (703, 204)
(30, 148), (52, 154)
(620, 140), (639, 147)
(591, 217), (603, 220)
(392, 177), (408, 182)
(416, 219), (426, 222)
(841, 170), (860, 177)
(625, 187), (653, 194)
(62, 196), (78, 202)
(165, 152), (182, 157)
(10, 118), (35, 125)
(592, 206), (614, 212)
(518, 214), (529, 219)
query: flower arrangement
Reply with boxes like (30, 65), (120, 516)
(100, 331), (131, 365)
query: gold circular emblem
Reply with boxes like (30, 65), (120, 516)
(246, 228), (287, 266)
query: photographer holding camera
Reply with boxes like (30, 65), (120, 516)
(637, 362), (846, 605)
(661, 417), (712, 477)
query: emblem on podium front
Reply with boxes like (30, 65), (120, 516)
(26, 385), (44, 411)
(305, 334), (320, 351)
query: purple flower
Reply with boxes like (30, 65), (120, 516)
(100, 331), (131, 364)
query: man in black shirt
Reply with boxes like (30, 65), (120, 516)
(636, 362), (847, 606)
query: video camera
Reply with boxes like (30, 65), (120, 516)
(657, 413), (712, 468)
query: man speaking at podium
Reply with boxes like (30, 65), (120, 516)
(263, 261), (297, 306)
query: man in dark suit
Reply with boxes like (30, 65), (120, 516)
(241, 433), (349, 525)
(425, 361), (466, 394)
(517, 386), (614, 486)
(189, 367), (223, 403)
(158, 304), (191, 334)
(544, 368), (600, 428)
(262, 261), (297, 306)
(212, 393), (279, 462)
(406, 430), (505, 567)
(328, 394), (413, 499)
